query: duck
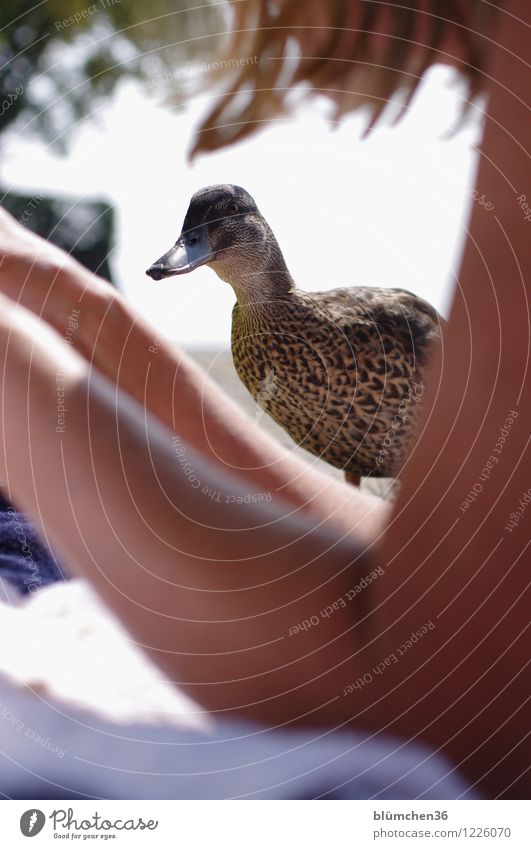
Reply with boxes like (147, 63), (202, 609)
(146, 184), (442, 484)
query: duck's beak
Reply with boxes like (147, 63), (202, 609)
(146, 224), (215, 280)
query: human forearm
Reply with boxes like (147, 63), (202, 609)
(0, 297), (377, 724)
(25, 259), (387, 543)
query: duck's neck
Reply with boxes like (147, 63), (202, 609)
(209, 226), (295, 307)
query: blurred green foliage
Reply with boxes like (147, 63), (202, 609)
(0, 0), (222, 146)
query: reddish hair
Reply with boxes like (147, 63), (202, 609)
(190, 0), (500, 157)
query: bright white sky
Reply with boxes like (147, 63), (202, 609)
(2, 65), (482, 349)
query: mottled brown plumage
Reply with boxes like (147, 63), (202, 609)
(147, 185), (442, 479)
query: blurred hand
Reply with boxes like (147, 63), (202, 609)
(0, 204), (111, 341)
(0, 204), (72, 306)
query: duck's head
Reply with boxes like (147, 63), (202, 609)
(146, 184), (293, 300)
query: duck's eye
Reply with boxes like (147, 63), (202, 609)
(226, 201), (239, 216)
(187, 233), (199, 245)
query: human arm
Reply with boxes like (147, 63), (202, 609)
(0, 210), (387, 545)
(355, 0), (531, 798)
(0, 293), (374, 728)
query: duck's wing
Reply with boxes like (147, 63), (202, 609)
(303, 286), (443, 361)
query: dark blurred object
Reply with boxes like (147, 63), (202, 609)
(0, 189), (115, 283)
(0, 493), (67, 594)
(0, 0), (221, 149)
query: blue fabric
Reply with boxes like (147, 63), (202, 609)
(0, 676), (477, 800)
(0, 494), (66, 594)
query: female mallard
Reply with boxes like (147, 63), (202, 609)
(147, 185), (441, 483)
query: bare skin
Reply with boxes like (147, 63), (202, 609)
(0, 0), (529, 800)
